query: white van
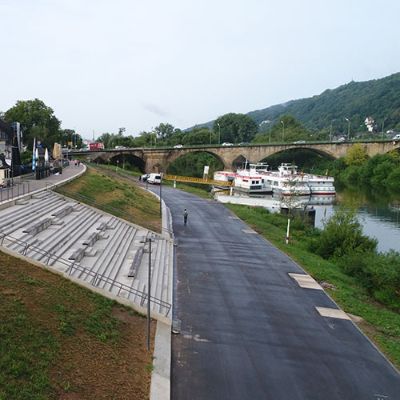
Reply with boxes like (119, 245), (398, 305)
(147, 173), (162, 184)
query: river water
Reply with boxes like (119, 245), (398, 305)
(218, 189), (400, 253)
(312, 189), (400, 253)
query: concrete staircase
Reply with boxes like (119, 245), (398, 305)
(0, 190), (173, 320)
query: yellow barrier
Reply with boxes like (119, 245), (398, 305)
(163, 174), (233, 187)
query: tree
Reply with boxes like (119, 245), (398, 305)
(213, 113), (258, 143)
(252, 115), (312, 143)
(4, 99), (61, 149)
(155, 123), (175, 140)
(344, 144), (369, 166)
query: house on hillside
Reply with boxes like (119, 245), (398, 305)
(364, 116), (376, 133)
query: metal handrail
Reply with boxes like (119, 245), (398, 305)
(0, 231), (171, 316)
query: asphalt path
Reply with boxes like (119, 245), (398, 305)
(153, 184), (400, 400)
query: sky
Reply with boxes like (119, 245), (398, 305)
(1, 0), (399, 139)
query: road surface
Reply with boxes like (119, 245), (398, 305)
(156, 185), (400, 400)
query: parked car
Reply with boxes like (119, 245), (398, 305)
(337, 137), (346, 142)
(174, 144), (183, 148)
(147, 173), (162, 184)
(140, 174), (149, 182)
(392, 134), (400, 141)
(222, 142), (234, 146)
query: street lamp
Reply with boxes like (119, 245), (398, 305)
(345, 118), (351, 140)
(259, 120), (271, 143)
(159, 174), (162, 217)
(217, 122), (221, 144)
(381, 118), (386, 139)
(140, 236), (154, 351)
(280, 120), (285, 142)
(330, 119), (335, 142)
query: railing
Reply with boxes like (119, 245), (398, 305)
(0, 182), (31, 203)
(0, 231), (171, 316)
(164, 174), (233, 186)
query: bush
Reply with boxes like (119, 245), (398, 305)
(312, 208), (377, 259)
(338, 250), (400, 310)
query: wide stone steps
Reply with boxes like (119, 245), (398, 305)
(0, 190), (173, 320)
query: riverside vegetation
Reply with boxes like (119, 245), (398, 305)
(226, 204), (400, 368)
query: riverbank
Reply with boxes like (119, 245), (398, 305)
(225, 204), (400, 369)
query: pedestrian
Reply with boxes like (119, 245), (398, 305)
(183, 208), (188, 225)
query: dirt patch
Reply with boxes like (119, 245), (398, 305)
(0, 250), (156, 400)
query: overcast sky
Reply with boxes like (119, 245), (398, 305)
(1, 0), (399, 138)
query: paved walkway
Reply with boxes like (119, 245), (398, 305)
(154, 185), (400, 400)
(0, 163), (85, 205)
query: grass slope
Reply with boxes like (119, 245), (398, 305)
(57, 165), (161, 233)
(226, 205), (400, 369)
(0, 250), (155, 400)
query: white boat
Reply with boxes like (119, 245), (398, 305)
(261, 163), (311, 196)
(213, 170), (236, 183)
(233, 164), (272, 194)
(302, 173), (336, 195)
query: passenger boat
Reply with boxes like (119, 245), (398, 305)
(232, 162), (272, 194)
(261, 163), (311, 196)
(301, 173), (336, 195)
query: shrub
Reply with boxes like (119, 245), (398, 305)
(312, 208), (377, 259)
(338, 250), (400, 310)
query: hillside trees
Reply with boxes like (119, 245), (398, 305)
(213, 113), (258, 143)
(252, 115), (312, 143)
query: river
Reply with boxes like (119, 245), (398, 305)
(313, 189), (400, 253)
(216, 189), (400, 253)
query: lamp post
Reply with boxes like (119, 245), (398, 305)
(280, 120), (285, 142)
(330, 119), (335, 142)
(345, 118), (351, 140)
(217, 123), (221, 144)
(140, 236), (153, 351)
(259, 120), (271, 143)
(381, 118), (386, 140)
(159, 174), (162, 217)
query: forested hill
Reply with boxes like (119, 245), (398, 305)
(194, 72), (400, 132)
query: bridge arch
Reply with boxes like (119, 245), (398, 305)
(109, 153), (146, 171)
(166, 149), (225, 176)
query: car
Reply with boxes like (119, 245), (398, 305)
(174, 144), (183, 148)
(147, 173), (162, 184)
(337, 137), (346, 142)
(392, 134), (400, 140)
(140, 174), (149, 182)
(222, 142), (234, 146)
(293, 140), (306, 144)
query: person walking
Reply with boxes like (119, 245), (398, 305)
(183, 208), (188, 225)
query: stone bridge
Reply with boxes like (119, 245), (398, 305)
(76, 141), (400, 172)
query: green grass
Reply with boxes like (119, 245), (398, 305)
(0, 250), (153, 400)
(226, 204), (400, 369)
(56, 166), (161, 232)
(163, 180), (213, 199)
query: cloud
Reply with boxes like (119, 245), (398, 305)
(142, 103), (169, 118)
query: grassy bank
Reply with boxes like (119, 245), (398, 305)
(0, 250), (155, 400)
(56, 165), (161, 232)
(226, 204), (400, 369)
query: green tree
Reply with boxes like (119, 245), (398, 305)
(4, 99), (61, 149)
(213, 113), (258, 143)
(253, 115), (312, 143)
(344, 144), (369, 166)
(312, 208), (377, 259)
(155, 123), (175, 140)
